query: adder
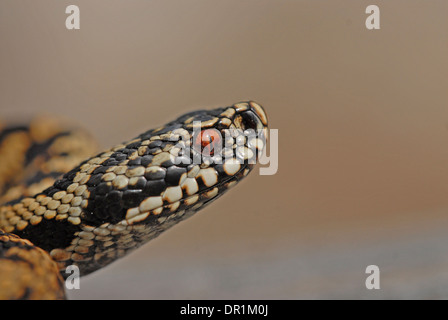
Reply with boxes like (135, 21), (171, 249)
(0, 101), (268, 299)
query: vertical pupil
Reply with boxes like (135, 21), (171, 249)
(202, 134), (214, 147)
(202, 132), (214, 155)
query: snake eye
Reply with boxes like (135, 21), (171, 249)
(195, 129), (222, 156)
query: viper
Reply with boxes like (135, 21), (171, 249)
(0, 101), (268, 299)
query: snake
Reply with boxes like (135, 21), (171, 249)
(0, 101), (268, 299)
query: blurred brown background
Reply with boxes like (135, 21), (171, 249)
(1, 1), (448, 299)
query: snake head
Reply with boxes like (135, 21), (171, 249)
(11, 101), (268, 275)
(113, 100), (269, 226)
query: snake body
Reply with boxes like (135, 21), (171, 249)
(0, 101), (268, 299)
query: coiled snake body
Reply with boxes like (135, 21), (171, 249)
(0, 101), (268, 299)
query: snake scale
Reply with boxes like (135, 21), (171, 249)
(0, 101), (268, 299)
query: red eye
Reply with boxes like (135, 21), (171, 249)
(195, 129), (221, 156)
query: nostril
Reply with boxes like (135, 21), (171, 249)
(248, 101), (268, 127)
(241, 111), (263, 131)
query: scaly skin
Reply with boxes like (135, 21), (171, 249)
(0, 101), (268, 298)
(0, 230), (66, 300)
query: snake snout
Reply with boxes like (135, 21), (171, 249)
(233, 101), (268, 134)
(236, 102), (267, 131)
(246, 101), (268, 129)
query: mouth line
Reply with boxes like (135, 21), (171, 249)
(124, 163), (252, 226)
